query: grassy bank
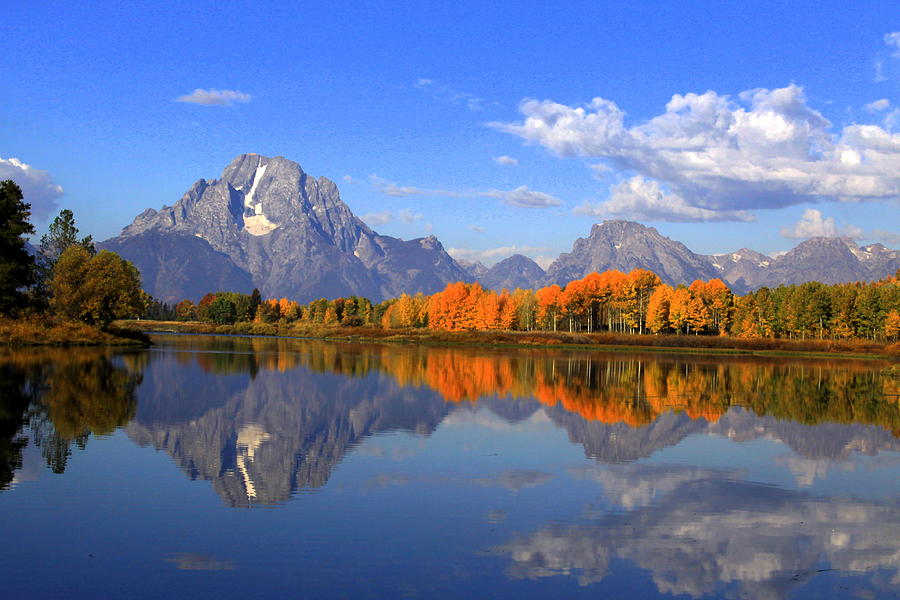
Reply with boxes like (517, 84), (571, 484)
(0, 317), (151, 347)
(114, 319), (900, 358)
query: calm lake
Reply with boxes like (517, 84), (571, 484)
(2, 335), (900, 599)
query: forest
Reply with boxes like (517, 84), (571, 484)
(159, 267), (900, 342)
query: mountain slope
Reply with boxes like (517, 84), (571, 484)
(760, 238), (900, 287)
(480, 254), (546, 291)
(101, 154), (468, 303)
(544, 221), (719, 287)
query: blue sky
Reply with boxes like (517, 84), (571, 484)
(1, 1), (898, 267)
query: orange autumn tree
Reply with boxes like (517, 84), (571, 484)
(535, 284), (562, 331)
(382, 293), (428, 328)
(627, 268), (662, 334)
(668, 287), (692, 334)
(428, 282), (487, 331)
(646, 284), (673, 333)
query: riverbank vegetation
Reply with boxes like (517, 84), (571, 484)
(133, 266), (900, 356)
(0, 181), (147, 346)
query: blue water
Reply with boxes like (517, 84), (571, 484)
(2, 336), (899, 599)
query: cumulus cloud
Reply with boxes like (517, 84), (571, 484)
(0, 157), (64, 219)
(492, 84), (900, 221)
(780, 208), (864, 239)
(176, 88), (252, 106)
(448, 245), (553, 266)
(865, 98), (891, 112)
(481, 185), (562, 208)
(494, 155), (519, 166)
(493, 468), (900, 598)
(575, 176), (755, 222)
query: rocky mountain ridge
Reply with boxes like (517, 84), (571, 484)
(101, 154), (469, 303)
(100, 155), (899, 302)
(543, 221), (899, 294)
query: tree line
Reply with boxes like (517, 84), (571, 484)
(0, 180), (145, 328)
(172, 265), (900, 341)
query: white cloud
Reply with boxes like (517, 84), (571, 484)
(369, 176), (561, 209)
(448, 244), (553, 266)
(468, 224), (486, 233)
(176, 88), (252, 106)
(865, 98), (890, 112)
(575, 176), (755, 222)
(874, 58), (888, 83)
(342, 174), (358, 184)
(780, 209), (864, 239)
(360, 208), (423, 227)
(481, 185), (561, 208)
(533, 255), (555, 270)
(413, 78), (493, 112)
(369, 175), (465, 198)
(494, 155), (519, 166)
(875, 33), (900, 82)
(360, 210), (393, 226)
(0, 157), (64, 220)
(398, 208), (423, 223)
(872, 229), (900, 246)
(886, 31), (900, 57)
(492, 84), (900, 221)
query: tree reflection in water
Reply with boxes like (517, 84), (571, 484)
(167, 336), (900, 433)
(3, 337), (900, 598)
(0, 348), (142, 488)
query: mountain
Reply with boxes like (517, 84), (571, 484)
(457, 259), (489, 280)
(100, 154), (469, 303)
(544, 221), (899, 292)
(760, 238), (900, 287)
(704, 248), (773, 294)
(706, 238), (900, 292)
(480, 254), (546, 291)
(544, 221), (719, 287)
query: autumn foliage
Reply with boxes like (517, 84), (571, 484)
(174, 267), (900, 342)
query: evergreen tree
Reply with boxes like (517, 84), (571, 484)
(39, 208), (95, 265)
(0, 180), (36, 314)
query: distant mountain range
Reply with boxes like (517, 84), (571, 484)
(100, 154), (900, 302)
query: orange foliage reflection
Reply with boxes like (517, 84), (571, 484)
(179, 336), (900, 434)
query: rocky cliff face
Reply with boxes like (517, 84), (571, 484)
(706, 238), (900, 292)
(544, 221), (719, 287)
(545, 221), (899, 292)
(457, 260), (489, 280)
(760, 238), (900, 287)
(101, 154), (469, 303)
(480, 254), (546, 291)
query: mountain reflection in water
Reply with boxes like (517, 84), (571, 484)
(2, 337), (900, 599)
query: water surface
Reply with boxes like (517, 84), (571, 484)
(2, 336), (900, 599)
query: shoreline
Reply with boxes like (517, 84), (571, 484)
(116, 320), (900, 360)
(0, 317), (151, 347)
